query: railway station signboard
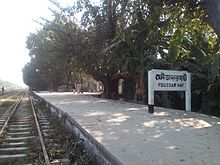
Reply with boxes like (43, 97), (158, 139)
(148, 69), (191, 113)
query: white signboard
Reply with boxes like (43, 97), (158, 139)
(148, 69), (191, 112)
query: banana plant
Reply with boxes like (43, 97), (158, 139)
(182, 37), (220, 115)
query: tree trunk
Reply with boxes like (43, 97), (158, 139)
(103, 74), (118, 99)
(135, 71), (146, 103)
(107, 0), (116, 39)
(139, 71), (146, 102)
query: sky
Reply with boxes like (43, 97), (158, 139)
(0, 0), (74, 87)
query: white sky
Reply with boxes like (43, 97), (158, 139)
(0, 0), (75, 87)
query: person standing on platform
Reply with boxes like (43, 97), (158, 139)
(72, 84), (76, 94)
(1, 86), (4, 95)
(81, 84), (84, 94)
(77, 84), (81, 94)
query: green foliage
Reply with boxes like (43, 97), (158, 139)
(22, 0), (220, 116)
(182, 37), (220, 116)
(209, 55), (220, 83)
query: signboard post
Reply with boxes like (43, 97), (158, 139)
(148, 69), (191, 113)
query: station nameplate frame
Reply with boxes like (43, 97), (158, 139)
(148, 69), (191, 113)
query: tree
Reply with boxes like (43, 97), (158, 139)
(23, 0), (220, 116)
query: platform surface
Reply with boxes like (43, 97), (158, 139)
(36, 92), (220, 165)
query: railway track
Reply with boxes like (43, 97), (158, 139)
(0, 92), (37, 164)
(0, 90), (23, 100)
(0, 91), (96, 165)
(0, 92), (52, 164)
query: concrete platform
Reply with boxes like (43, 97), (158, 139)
(36, 92), (220, 165)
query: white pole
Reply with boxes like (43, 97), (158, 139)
(185, 72), (191, 112)
(148, 71), (154, 113)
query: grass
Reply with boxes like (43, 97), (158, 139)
(0, 99), (17, 107)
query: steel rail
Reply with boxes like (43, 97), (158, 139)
(0, 90), (23, 100)
(30, 96), (51, 165)
(0, 94), (24, 136)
